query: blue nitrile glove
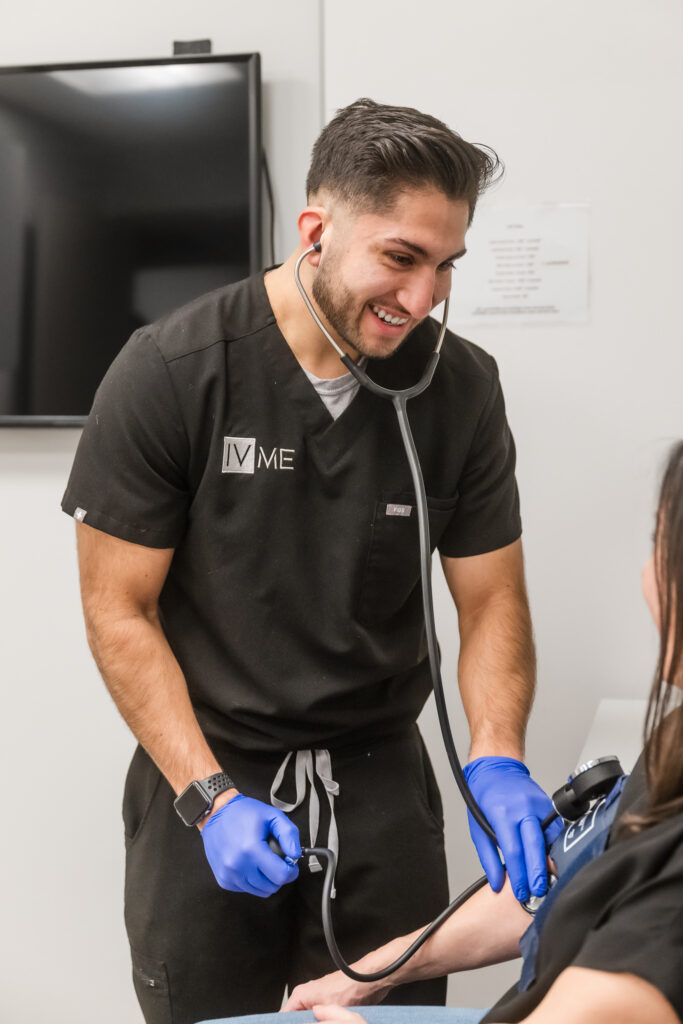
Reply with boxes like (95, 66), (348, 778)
(463, 756), (564, 902)
(201, 794), (301, 898)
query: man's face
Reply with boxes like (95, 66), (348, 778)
(310, 187), (470, 361)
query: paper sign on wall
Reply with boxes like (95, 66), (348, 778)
(452, 203), (590, 326)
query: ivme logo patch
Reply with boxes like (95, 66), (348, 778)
(222, 436), (295, 474)
(222, 437), (256, 474)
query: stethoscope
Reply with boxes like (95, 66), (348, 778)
(294, 240), (496, 849)
(282, 242), (624, 981)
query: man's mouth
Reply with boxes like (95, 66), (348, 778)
(370, 304), (409, 327)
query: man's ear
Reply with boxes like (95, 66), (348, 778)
(297, 205), (328, 266)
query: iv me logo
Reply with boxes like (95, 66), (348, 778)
(221, 436), (295, 475)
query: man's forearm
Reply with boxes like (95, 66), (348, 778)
(85, 609), (232, 800)
(457, 588), (535, 760)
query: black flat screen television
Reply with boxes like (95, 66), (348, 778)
(0, 53), (262, 424)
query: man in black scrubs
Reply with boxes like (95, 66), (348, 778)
(63, 99), (555, 1024)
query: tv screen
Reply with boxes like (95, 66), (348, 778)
(0, 54), (262, 424)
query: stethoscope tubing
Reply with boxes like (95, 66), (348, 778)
(302, 804), (556, 983)
(290, 243), (562, 982)
(303, 844), (489, 982)
(294, 242), (497, 846)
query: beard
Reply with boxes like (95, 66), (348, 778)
(311, 251), (412, 362)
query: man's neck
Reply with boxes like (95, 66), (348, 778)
(264, 254), (356, 380)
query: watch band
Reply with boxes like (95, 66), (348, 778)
(173, 770), (236, 827)
(203, 770), (235, 798)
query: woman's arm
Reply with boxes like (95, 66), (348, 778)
(283, 876), (529, 1010)
(502, 966), (681, 1024)
(300, 968), (681, 1024)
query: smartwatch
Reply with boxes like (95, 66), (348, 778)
(173, 770), (236, 827)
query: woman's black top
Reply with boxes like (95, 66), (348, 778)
(483, 754), (683, 1022)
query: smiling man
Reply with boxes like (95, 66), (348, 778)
(63, 98), (555, 1024)
(270, 186), (468, 371)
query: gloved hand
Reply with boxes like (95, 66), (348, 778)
(201, 794), (301, 897)
(463, 756), (564, 902)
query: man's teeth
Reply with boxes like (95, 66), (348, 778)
(371, 305), (408, 326)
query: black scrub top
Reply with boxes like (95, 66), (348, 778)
(62, 272), (521, 752)
(483, 754), (683, 1023)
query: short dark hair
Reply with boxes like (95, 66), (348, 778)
(306, 98), (503, 224)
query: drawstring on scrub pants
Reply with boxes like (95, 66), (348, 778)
(270, 749), (340, 897)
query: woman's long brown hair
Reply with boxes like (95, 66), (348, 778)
(624, 440), (683, 833)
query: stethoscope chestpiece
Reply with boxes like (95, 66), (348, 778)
(522, 873), (558, 916)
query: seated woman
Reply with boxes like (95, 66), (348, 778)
(273, 440), (683, 1024)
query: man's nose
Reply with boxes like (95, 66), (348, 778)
(396, 271), (437, 321)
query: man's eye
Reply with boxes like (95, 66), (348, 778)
(389, 253), (412, 266)
(439, 262), (457, 272)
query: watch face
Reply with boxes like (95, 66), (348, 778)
(176, 781), (210, 826)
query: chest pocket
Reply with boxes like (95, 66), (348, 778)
(356, 493), (458, 627)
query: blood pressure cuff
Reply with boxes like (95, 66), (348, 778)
(517, 773), (629, 992)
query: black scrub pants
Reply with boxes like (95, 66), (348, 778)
(123, 726), (449, 1024)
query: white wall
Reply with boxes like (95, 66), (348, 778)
(323, 0), (682, 1007)
(0, 4), (321, 1022)
(1, 1), (682, 1020)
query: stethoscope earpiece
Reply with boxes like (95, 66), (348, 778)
(313, 240), (322, 253)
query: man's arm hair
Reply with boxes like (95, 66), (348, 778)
(76, 521), (237, 814)
(441, 538), (535, 760)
